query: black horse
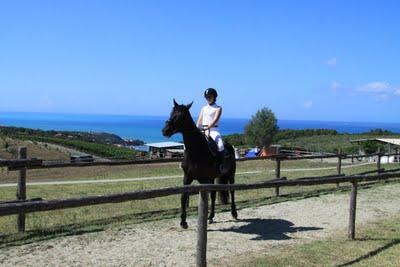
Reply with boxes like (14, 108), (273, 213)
(162, 99), (238, 229)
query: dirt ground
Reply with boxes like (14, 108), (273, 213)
(1, 182), (400, 267)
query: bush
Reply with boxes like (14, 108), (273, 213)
(274, 129), (338, 141)
(223, 133), (247, 147)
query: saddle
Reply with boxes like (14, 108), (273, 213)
(203, 134), (230, 158)
(204, 134), (219, 157)
(203, 134), (231, 174)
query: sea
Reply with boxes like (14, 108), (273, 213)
(1, 111), (400, 143)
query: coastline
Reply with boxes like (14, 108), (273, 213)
(1, 112), (400, 143)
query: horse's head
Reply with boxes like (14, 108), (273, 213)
(162, 99), (194, 137)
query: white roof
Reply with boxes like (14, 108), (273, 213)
(376, 138), (400, 146)
(145, 141), (184, 148)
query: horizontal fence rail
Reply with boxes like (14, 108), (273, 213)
(1, 171), (400, 217)
(0, 159), (43, 169)
(1, 151), (397, 170)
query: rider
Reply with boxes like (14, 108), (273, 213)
(196, 88), (227, 173)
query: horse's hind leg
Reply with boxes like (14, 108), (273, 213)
(229, 174), (238, 219)
(230, 190), (238, 219)
(208, 190), (216, 224)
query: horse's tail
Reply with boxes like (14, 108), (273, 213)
(216, 176), (229, 205)
(216, 142), (236, 205)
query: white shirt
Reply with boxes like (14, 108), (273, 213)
(201, 103), (221, 127)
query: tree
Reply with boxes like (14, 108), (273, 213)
(361, 140), (384, 154)
(245, 107), (278, 147)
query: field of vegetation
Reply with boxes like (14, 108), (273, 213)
(225, 128), (400, 154)
(0, 136), (70, 160)
(14, 135), (138, 159)
(0, 126), (145, 159)
(0, 125), (139, 145)
(277, 134), (396, 154)
(1, 158), (398, 248)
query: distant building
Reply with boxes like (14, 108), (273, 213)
(144, 141), (185, 159)
(350, 138), (400, 153)
(350, 138), (400, 163)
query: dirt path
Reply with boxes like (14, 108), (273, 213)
(1, 182), (400, 267)
(0, 162), (373, 187)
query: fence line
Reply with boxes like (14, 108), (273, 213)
(1, 148), (400, 266)
(1, 171), (400, 217)
(1, 170), (400, 266)
(1, 151), (394, 171)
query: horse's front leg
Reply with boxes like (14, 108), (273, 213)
(180, 175), (192, 229)
(180, 192), (189, 229)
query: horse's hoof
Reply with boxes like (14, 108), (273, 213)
(232, 211), (238, 220)
(180, 221), (188, 229)
(208, 218), (214, 224)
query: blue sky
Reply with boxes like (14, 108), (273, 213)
(1, 0), (399, 122)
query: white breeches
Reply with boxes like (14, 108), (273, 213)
(207, 129), (224, 152)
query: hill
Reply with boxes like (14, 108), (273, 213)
(0, 126), (144, 159)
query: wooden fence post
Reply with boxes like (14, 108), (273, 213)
(17, 147), (27, 233)
(348, 180), (357, 240)
(377, 153), (382, 173)
(336, 150), (342, 188)
(275, 157), (281, 196)
(275, 157), (281, 179)
(197, 191), (208, 267)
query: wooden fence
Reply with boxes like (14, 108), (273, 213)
(1, 148), (399, 267)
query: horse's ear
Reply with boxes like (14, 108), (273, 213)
(186, 101), (193, 109)
(173, 98), (178, 107)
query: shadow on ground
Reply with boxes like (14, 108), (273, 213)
(209, 218), (323, 240)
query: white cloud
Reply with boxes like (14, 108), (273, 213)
(325, 57), (337, 66)
(355, 81), (400, 101)
(330, 82), (341, 90)
(303, 100), (313, 108)
(356, 81), (392, 93)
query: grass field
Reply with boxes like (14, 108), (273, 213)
(0, 158), (398, 248)
(0, 157), (341, 182)
(241, 214), (400, 267)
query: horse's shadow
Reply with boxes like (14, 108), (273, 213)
(209, 218), (323, 241)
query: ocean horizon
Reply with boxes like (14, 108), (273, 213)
(1, 111), (400, 143)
